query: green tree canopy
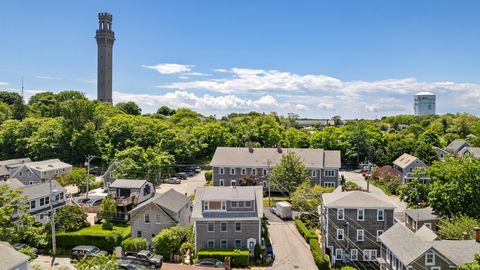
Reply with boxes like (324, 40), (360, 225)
(99, 196), (116, 221)
(437, 215), (480, 240)
(65, 168), (95, 193)
(115, 101), (142, 115)
(269, 151), (310, 194)
(291, 182), (334, 214)
(55, 205), (90, 232)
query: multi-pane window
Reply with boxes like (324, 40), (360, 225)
(337, 208), (344, 220)
(238, 201), (244, 207)
(357, 229), (364, 241)
(357, 209), (365, 221)
(425, 252), (435, 265)
(324, 170), (336, 177)
(40, 198), (45, 206)
(219, 167), (225, 175)
(311, 170), (317, 177)
(235, 222), (241, 232)
(377, 209), (384, 221)
(204, 201), (209, 211)
(335, 249), (343, 261)
(220, 239), (227, 248)
(235, 239), (242, 248)
(241, 168), (246, 175)
(263, 169), (267, 176)
(219, 179), (224, 186)
(230, 168), (236, 175)
(156, 214), (161, 224)
(337, 229), (344, 240)
(245, 201), (252, 207)
(45, 196), (50, 205)
(221, 222), (227, 232)
(351, 249), (358, 261)
(208, 222), (214, 232)
(363, 249), (377, 261)
(252, 169), (256, 175)
(30, 200), (36, 209)
(137, 231), (142, 237)
(231, 180), (236, 187)
(377, 230), (384, 242)
(231, 201), (237, 208)
(207, 240), (215, 249)
(144, 214), (150, 224)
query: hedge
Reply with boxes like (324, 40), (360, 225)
(309, 238), (330, 270)
(295, 218), (317, 241)
(197, 249), (249, 267)
(121, 238), (147, 252)
(57, 224), (131, 253)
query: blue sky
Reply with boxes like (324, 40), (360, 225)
(1, 1), (479, 118)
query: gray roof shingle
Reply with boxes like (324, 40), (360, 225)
(20, 180), (65, 200)
(130, 188), (190, 217)
(445, 139), (470, 154)
(322, 187), (396, 209)
(110, 179), (147, 189)
(393, 153), (419, 169)
(0, 241), (29, 269)
(210, 147), (340, 168)
(405, 207), (439, 222)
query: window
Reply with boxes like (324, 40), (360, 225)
(386, 249), (391, 263)
(55, 194), (60, 201)
(28, 172), (32, 177)
(239, 201), (244, 207)
(156, 214), (161, 224)
(137, 231), (142, 237)
(431, 267), (441, 270)
(208, 222), (214, 232)
(221, 222), (227, 232)
(377, 230), (384, 241)
(425, 252), (435, 265)
(222, 201), (226, 210)
(235, 239), (242, 248)
(143, 185), (151, 196)
(335, 249), (343, 261)
(235, 222), (241, 232)
(19, 172), (23, 177)
(231, 201), (237, 208)
(263, 181), (267, 188)
(377, 209), (385, 221)
(357, 229), (364, 241)
(351, 249), (358, 261)
(45, 196), (50, 205)
(231, 180), (236, 187)
(203, 201), (209, 211)
(207, 240), (215, 249)
(245, 201), (252, 207)
(363, 249), (377, 261)
(40, 198), (45, 206)
(252, 168), (256, 175)
(324, 170), (336, 177)
(144, 214), (150, 224)
(337, 208), (344, 220)
(219, 167), (225, 175)
(219, 179), (224, 186)
(241, 168), (246, 175)
(337, 229), (344, 240)
(324, 182), (336, 188)
(230, 168), (236, 175)
(60, 193), (64, 200)
(311, 170), (317, 177)
(220, 239), (227, 248)
(357, 209), (365, 221)
(263, 169), (267, 176)
(30, 200), (36, 209)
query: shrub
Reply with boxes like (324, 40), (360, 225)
(102, 221), (114, 230)
(343, 181), (359, 191)
(309, 238), (330, 270)
(295, 218), (317, 241)
(341, 267), (357, 270)
(18, 246), (37, 260)
(197, 249), (249, 267)
(153, 226), (191, 260)
(121, 238), (147, 252)
(204, 170), (212, 181)
(254, 243), (262, 261)
(55, 205), (89, 232)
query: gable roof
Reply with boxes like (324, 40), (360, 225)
(393, 153), (419, 169)
(322, 187), (396, 209)
(210, 147), (341, 168)
(20, 180), (65, 200)
(24, 159), (71, 172)
(405, 207), (439, 222)
(431, 240), (480, 265)
(415, 225), (439, 241)
(0, 241), (29, 269)
(3, 178), (25, 188)
(110, 179), (147, 189)
(445, 139), (470, 154)
(129, 188), (190, 218)
(0, 158), (31, 176)
(463, 147), (480, 158)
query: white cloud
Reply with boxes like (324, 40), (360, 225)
(113, 91), (307, 112)
(178, 76), (190, 80)
(317, 102), (334, 110)
(142, 63), (192, 74)
(0, 82), (9, 86)
(185, 72), (210, 76)
(34, 75), (62, 80)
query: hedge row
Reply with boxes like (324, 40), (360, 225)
(57, 225), (130, 253)
(197, 249), (249, 268)
(295, 218), (317, 241)
(309, 239), (330, 270)
(121, 238), (147, 252)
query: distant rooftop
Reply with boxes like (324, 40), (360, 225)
(322, 186), (396, 209)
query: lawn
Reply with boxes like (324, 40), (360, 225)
(370, 180), (392, 196)
(263, 196), (289, 207)
(67, 224), (131, 238)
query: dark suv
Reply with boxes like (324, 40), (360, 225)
(70, 245), (108, 261)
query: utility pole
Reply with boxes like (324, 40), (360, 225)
(85, 155), (99, 199)
(49, 178), (57, 266)
(267, 159), (271, 207)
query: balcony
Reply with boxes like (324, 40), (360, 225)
(115, 195), (138, 206)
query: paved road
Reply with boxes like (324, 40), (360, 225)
(265, 210), (318, 270)
(31, 255), (75, 269)
(341, 171), (406, 212)
(156, 172), (206, 196)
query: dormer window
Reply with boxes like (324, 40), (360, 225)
(204, 201), (226, 211)
(245, 201), (252, 207)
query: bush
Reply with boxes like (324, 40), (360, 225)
(121, 238), (147, 252)
(254, 243), (262, 261)
(102, 221), (114, 230)
(343, 181), (359, 191)
(55, 205), (90, 232)
(197, 249), (249, 267)
(204, 170), (212, 181)
(153, 226), (191, 260)
(18, 246), (37, 260)
(341, 267), (357, 270)
(295, 218), (317, 241)
(309, 238), (330, 270)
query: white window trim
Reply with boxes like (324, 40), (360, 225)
(207, 239), (215, 249)
(219, 167), (225, 175)
(425, 252), (435, 266)
(386, 249), (391, 263)
(324, 169), (336, 177)
(207, 222), (214, 232)
(231, 180), (236, 187)
(335, 248), (343, 261)
(357, 229), (364, 241)
(155, 214), (161, 224)
(311, 170), (317, 177)
(323, 182), (336, 188)
(431, 267), (441, 270)
(377, 230), (384, 242)
(144, 214), (150, 224)
(252, 168), (256, 175)
(235, 222), (242, 232)
(363, 249), (377, 261)
(219, 179), (224, 186)
(377, 209), (385, 221)
(220, 222), (227, 232)
(220, 239), (228, 248)
(337, 229), (344, 240)
(245, 201), (252, 207)
(241, 168), (246, 175)
(230, 168), (236, 175)
(351, 249), (358, 261)
(262, 169), (267, 176)
(234, 239), (242, 249)
(357, 209), (365, 221)
(337, 208), (344, 220)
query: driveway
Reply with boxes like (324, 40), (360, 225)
(156, 172), (206, 196)
(341, 171), (407, 212)
(265, 210), (318, 270)
(31, 255), (75, 269)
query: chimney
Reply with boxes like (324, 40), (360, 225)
(473, 227), (480, 242)
(248, 144), (254, 153)
(277, 143), (282, 153)
(461, 231), (468, 240)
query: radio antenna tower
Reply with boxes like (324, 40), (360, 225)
(21, 75), (24, 101)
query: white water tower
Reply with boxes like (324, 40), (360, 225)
(414, 92), (436, 116)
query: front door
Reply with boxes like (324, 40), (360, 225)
(247, 238), (256, 256)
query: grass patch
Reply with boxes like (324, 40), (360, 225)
(65, 224), (131, 238)
(370, 180), (392, 196)
(263, 196), (289, 207)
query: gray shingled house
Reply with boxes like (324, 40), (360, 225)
(192, 186), (263, 256)
(0, 241), (29, 270)
(404, 207), (440, 233)
(392, 153), (429, 184)
(6, 159), (72, 186)
(210, 146), (341, 188)
(0, 158), (31, 180)
(108, 179), (155, 221)
(378, 223), (480, 270)
(320, 187), (396, 266)
(129, 188), (191, 244)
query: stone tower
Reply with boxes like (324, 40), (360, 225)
(95, 12), (115, 103)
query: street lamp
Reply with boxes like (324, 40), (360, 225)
(49, 178), (58, 266)
(85, 155), (100, 199)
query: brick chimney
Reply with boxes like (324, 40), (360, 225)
(277, 143), (282, 153)
(461, 231), (469, 240)
(473, 227), (480, 242)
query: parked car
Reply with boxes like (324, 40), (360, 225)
(164, 177), (181, 184)
(194, 258), (225, 268)
(70, 245), (108, 261)
(76, 198), (91, 205)
(86, 198), (103, 206)
(185, 167), (196, 176)
(12, 243), (38, 254)
(194, 166), (201, 173)
(123, 250), (163, 268)
(174, 172), (187, 180)
(117, 259), (154, 269)
(271, 201), (292, 219)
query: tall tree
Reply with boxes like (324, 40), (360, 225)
(99, 196), (116, 221)
(115, 101), (142, 115)
(269, 151), (310, 194)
